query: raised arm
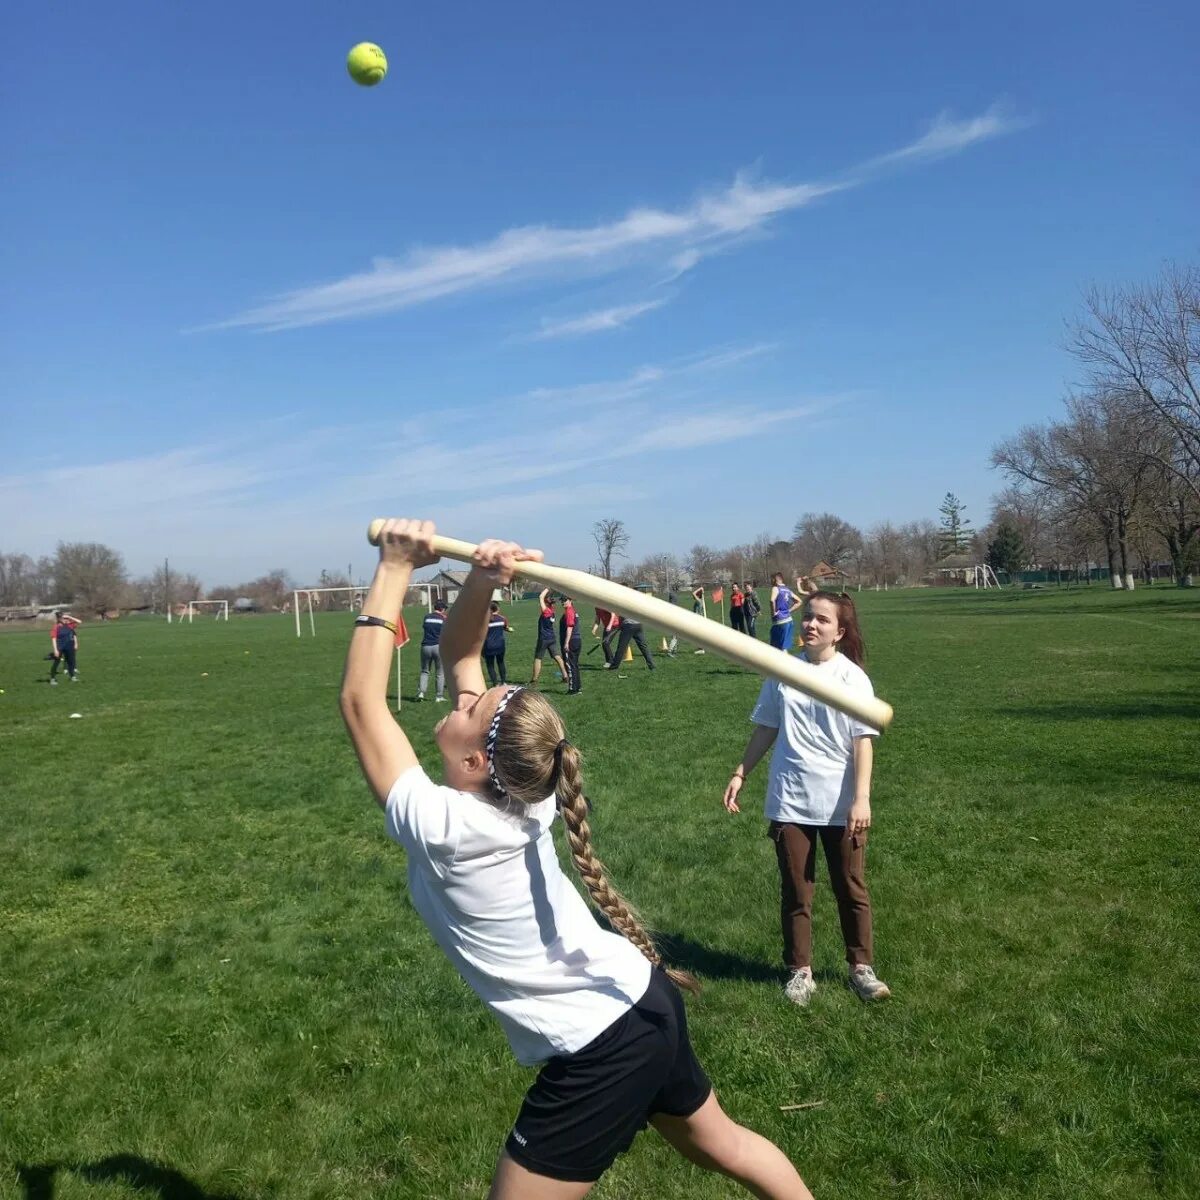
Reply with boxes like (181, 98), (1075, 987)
(443, 540), (544, 703)
(340, 518), (438, 806)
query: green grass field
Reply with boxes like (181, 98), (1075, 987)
(2, 586), (1198, 1200)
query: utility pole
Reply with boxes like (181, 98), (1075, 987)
(165, 557), (171, 623)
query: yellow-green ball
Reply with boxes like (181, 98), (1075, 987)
(347, 42), (387, 87)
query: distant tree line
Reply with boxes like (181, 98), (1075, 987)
(597, 262), (1198, 591)
(593, 511), (956, 592)
(991, 261), (1198, 587)
(0, 543), (297, 615)
(7, 267), (1193, 609)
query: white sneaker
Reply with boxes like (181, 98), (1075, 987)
(70, 675), (79, 682)
(415, 694), (425, 702)
(784, 968), (816, 1006)
(434, 696), (446, 703)
(849, 965), (891, 1001)
(50, 677), (58, 686)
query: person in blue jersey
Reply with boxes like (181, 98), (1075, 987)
(530, 588), (568, 687)
(559, 596), (583, 694)
(768, 574), (815, 652)
(483, 601), (512, 686)
(340, 518), (814, 1198)
(417, 599), (448, 702)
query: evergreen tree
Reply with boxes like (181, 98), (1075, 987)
(938, 493), (974, 557)
(986, 521), (1026, 578)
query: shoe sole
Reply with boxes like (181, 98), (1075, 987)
(850, 983), (891, 1001)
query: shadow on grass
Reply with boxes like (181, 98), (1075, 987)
(17, 1157), (244, 1200)
(659, 932), (781, 984)
(998, 697), (1200, 721)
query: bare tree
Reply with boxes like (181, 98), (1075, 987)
(747, 532), (775, 584)
(592, 519), (630, 581)
(135, 565), (203, 613)
(226, 569), (295, 612)
(51, 542), (130, 613)
(897, 520), (942, 584)
(993, 389), (1153, 588)
(792, 513), (863, 571)
(637, 553), (684, 594)
(985, 486), (1051, 569)
(0, 552), (53, 606)
(862, 522), (904, 587)
(686, 544), (720, 586)
(1138, 438), (1200, 585)
(1071, 263), (1200, 501)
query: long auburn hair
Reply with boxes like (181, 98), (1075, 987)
(806, 592), (867, 667)
(490, 689), (700, 995)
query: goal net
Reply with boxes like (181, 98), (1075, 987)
(293, 586), (367, 637)
(182, 600), (229, 623)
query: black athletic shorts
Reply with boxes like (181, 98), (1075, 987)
(504, 968), (712, 1183)
(533, 637), (559, 660)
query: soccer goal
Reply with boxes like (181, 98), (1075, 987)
(182, 600), (229, 622)
(970, 565), (1002, 589)
(294, 586), (367, 637)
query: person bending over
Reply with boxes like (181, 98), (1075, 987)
(341, 519), (814, 1198)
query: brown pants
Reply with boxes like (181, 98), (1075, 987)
(769, 821), (873, 969)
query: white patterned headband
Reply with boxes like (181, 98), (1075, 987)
(485, 686), (524, 802)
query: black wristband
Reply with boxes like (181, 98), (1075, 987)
(354, 614), (398, 635)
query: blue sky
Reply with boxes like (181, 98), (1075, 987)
(3, 1), (1197, 585)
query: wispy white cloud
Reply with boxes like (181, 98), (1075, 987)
(859, 103), (1030, 173)
(203, 105), (1024, 333)
(202, 177), (834, 333)
(520, 342), (773, 406)
(1, 352), (835, 581)
(630, 406), (811, 453)
(530, 298), (668, 340)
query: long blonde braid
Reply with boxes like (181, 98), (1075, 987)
(491, 689), (700, 995)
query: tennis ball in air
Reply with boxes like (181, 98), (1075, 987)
(347, 42), (387, 87)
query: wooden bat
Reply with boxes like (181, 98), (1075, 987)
(368, 521), (893, 729)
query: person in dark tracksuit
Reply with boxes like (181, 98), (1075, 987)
(418, 600), (448, 702)
(560, 598), (583, 694)
(742, 583), (761, 638)
(484, 602), (511, 686)
(605, 615), (656, 671)
(48, 611), (80, 684)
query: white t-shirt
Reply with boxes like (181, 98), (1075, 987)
(750, 652), (879, 826)
(384, 766), (653, 1066)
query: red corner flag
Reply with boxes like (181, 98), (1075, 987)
(395, 614), (410, 648)
(711, 587), (724, 604)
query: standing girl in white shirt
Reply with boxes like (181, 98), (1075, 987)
(723, 592), (890, 1007)
(342, 519), (814, 1200)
